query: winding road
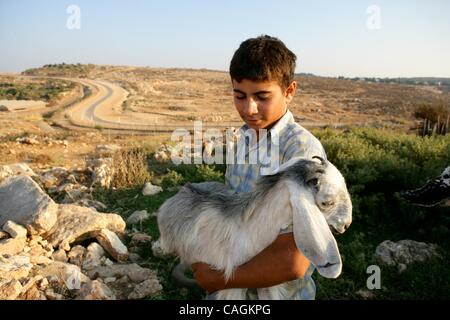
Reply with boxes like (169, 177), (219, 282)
(49, 77), (357, 133)
(60, 78), (244, 133)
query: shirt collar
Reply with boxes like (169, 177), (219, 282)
(239, 109), (294, 143)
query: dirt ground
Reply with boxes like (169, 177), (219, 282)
(1, 66), (449, 170)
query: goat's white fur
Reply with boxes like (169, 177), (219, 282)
(157, 157), (352, 299)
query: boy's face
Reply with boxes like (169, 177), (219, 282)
(232, 79), (297, 131)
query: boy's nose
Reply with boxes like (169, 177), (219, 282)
(243, 99), (258, 116)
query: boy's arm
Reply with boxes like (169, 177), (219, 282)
(191, 232), (310, 293)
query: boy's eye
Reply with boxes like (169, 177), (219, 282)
(257, 95), (269, 101)
(235, 96), (246, 100)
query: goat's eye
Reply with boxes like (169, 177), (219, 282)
(307, 178), (319, 188)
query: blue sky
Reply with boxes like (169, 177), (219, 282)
(1, 0), (449, 77)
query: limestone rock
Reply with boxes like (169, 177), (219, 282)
(0, 237), (27, 256)
(39, 167), (69, 189)
(87, 157), (114, 188)
(45, 288), (65, 300)
(30, 255), (53, 265)
(126, 210), (149, 225)
(142, 182), (163, 196)
(0, 230), (9, 240)
(52, 249), (68, 263)
(76, 279), (116, 300)
(68, 245), (86, 267)
(45, 204), (126, 249)
(128, 278), (162, 299)
(374, 240), (441, 267)
(18, 282), (46, 300)
(0, 175), (58, 235)
(0, 165), (13, 183)
(95, 144), (121, 156)
(35, 261), (90, 290)
(105, 275), (134, 299)
(0, 254), (33, 280)
(6, 163), (36, 177)
(151, 239), (165, 257)
(128, 253), (143, 263)
(95, 229), (128, 262)
(130, 233), (152, 247)
(3, 220), (28, 238)
(356, 289), (376, 300)
(82, 242), (105, 270)
(84, 263), (156, 283)
(0, 279), (23, 300)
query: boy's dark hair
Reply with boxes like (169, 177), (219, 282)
(229, 35), (297, 90)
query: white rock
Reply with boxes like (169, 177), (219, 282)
(0, 279), (23, 300)
(84, 263), (156, 284)
(46, 204), (126, 249)
(398, 263), (407, 273)
(89, 158), (114, 188)
(128, 253), (143, 263)
(39, 167), (69, 189)
(76, 280), (116, 300)
(128, 278), (162, 299)
(68, 245), (86, 267)
(151, 239), (166, 257)
(38, 278), (49, 291)
(0, 230), (9, 240)
(103, 277), (116, 284)
(52, 249), (68, 263)
(30, 255), (53, 265)
(35, 261), (90, 290)
(356, 289), (376, 300)
(375, 240), (441, 267)
(0, 254), (33, 280)
(95, 144), (121, 156)
(130, 233), (152, 247)
(95, 229), (129, 262)
(142, 182), (163, 196)
(0, 237), (27, 256)
(45, 288), (64, 300)
(3, 220), (28, 238)
(7, 163), (36, 177)
(82, 242), (105, 270)
(0, 175), (58, 235)
(0, 165), (13, 183)
(126, 210), (150, 225)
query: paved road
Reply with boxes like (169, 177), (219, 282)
(46, 77), (361, 133)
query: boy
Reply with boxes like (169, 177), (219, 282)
(191, 35), (327, 300)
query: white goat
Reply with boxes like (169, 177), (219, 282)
(157, 156), (352, 299)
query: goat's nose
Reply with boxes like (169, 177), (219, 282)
(321, 200), (334, 207)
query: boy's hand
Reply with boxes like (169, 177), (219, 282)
(191, 262), (226, 293)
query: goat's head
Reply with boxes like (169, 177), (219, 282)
(279, 156), (353, 279)
(305, 156), (352, 234)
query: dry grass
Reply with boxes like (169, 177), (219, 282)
(111, 147), (153, 189)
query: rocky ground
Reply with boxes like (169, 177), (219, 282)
(0, 144), (167, 300)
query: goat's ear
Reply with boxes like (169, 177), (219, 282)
(287, 182), (342, 278)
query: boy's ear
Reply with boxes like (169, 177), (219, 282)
(284, 81), (297, 102)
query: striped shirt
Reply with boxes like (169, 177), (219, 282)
(224, 109), (327, 300)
